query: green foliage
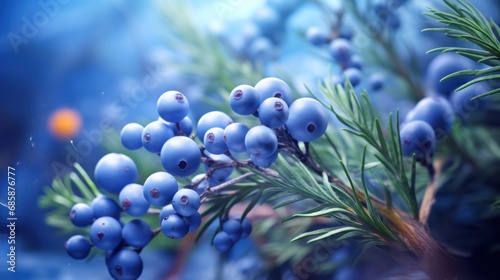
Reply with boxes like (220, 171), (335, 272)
(158, 1), (263, 93)
(39, 163), (101, 233)
(424, 0), (500, 99)
(311, 81), (420, 219)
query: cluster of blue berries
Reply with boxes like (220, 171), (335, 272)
(65, 193), (146, 280)
(425, 52), (489, 122)
(400, 95), (455, 165)
(369, 0), (409, 32)
(306, 21), (363, 89)
(399, 50), (494, 165)
(213, 218), (252, 253)
(64, 153), (204, 279)
(64, 76), (328, 279)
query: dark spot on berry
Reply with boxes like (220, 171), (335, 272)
(274, 101), (283, 110)
(175, 93), (185, 103)
(70, 210), (76, 219)
(150, 188), (160, 198)
(180, 195), (189, 205)
(143, 133), (151, 143)
(178, 160), (187, 169)
(423, 140), (432, 149)
(207, 132), (215, 142)
(403, 137), (411, 146)
(114, 266), (123, 276)
(306, 123), (317, 133)
(97, 231), (104, 240)
(124, 167), (129, 172)
(234, 90), (243, 100)
(253, 152), (262, 157)
(274, 92), (283, 98)
(122, 199), (131, 209)
(223, 134), (227, 142)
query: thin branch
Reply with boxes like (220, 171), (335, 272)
(419, 158), (443, 225)
(200, 172), (256, 203)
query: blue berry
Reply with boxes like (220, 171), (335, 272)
(119, 183), (150, 217)
(248, 36), (274, 62)
(196, 111), (233, 140)
(91, 196), (121, 219)
(65, 235), (91, 260)
(286, 98), (329, 142)
(162, 116), (193, 136)
(329, 38), (352, 63)
(186, 211), (202, 233)
(122, 219), (152, 248)
(142, 121), (174, 154)
(107, 248), (143, 280)
(450, 83), (486, 121)
(143, 172), (178, 207)
(69, 203), (94, 227)
(342, 67), (362, 87)
(161, 213), (189, 239)
(254, 77), (293, 106)
(237, 23), (261, 55)
(306, 26), (329, 46)
(157, 90), (190, 122)
(222, 218), (243, 242)
(400, 120), (436, 162)
(90, 216), (122, 250)
(425, 53), (476, 97)
(204, 152), (234, 184)
(172, 188), (200, 217)
(388, 13), (401, 30)
(251, 148), (279, 168)
(224, 123), (250, 153)
(229, 85), (260, 116)
(120, 123), (144, 150)
(339, 24), (354, 40)
(213, 231), (234, 253)
(160, 136), (202, 177)
(245, 125), (278, 158)
(204, 127), (228, 155)
(369, 73), (385, 91)
(267, 0), (302, 18)
(252, 5), (283, 40)
(94, 153), (138, 194)
(404, 96), (455, 137)
(348, 55), (363, 70)
(241, 218), (252, 238)
(159, 204), (176, 222)
(259, 97), (289, 128)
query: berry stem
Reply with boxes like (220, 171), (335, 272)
(147, 208), (161, 215)
(419, 158), (443, 226)
(174, 122), (185, 136)
(200, 172), (256, 203)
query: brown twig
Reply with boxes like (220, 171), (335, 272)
(419, 158), (443, 226)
